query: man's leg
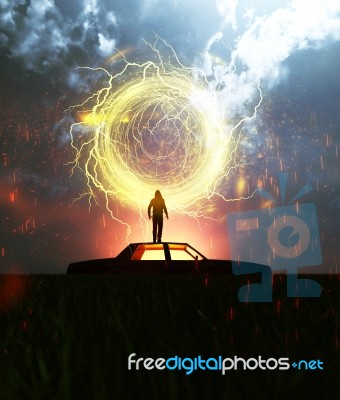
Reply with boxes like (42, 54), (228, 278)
(152, 218), (157, 243)
(157, 218), (163, 243)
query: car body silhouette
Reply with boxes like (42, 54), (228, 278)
(67, 242), (270, 275)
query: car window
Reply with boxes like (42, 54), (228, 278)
(168, 244), (204, 260)
(131, 244), (165, 260)
(130, 243), (205, 261)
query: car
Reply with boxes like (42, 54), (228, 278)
(67, 242), (271, 275)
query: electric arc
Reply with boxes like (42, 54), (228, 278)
(69, 38), (244, 216)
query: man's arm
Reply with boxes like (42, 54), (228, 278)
(163, 201), (169, 219)
(147, 200), (152, 219)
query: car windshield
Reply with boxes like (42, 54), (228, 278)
(131, 244), (165, 260)
(130, 243), (205, 261)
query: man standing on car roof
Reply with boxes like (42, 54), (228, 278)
(148, 190), (169, 243)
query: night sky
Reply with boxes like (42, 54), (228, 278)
(0, 0), (339, 273)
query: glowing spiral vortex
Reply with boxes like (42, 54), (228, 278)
(70, 43), (233, 214)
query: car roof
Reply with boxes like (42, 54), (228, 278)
(116, 242), (207, 260)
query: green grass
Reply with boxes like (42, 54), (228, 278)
(0, 274), (339, 399)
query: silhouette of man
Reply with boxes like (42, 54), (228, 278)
(148, 190), (168, 243)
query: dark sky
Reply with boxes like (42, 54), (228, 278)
(0, 0), (339, 273)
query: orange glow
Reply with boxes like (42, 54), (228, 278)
(261, 200), (272, 208)
(141, 250), (165, 260)
(104, 48), (132, 66)
(132, 244), (164, 260)
(236, 177), (246, 195)
(168, 244), (187, 251)
(129, 243), (205, 261)
(142, 244), (163, 250)
(76, 111), (104, 126)
(0, 276), (27, 311)
(257, 178), (263, 188)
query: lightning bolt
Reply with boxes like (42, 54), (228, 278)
(67, 35), (263, 240)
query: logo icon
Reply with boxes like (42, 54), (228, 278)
(228, 173), (322, 301)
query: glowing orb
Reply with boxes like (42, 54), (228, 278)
(69, 41), (233, 214)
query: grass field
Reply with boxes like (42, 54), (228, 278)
(0, 273), (339, 399)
